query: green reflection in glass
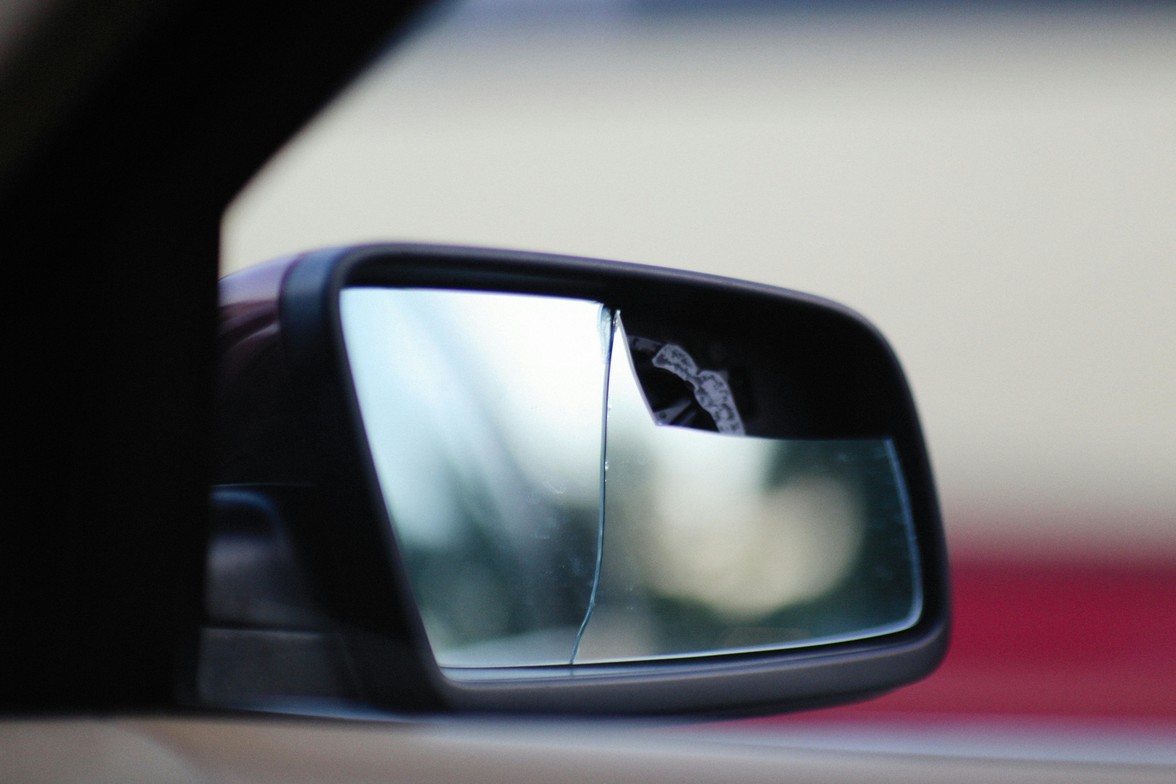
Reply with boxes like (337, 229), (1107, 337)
(574, 320), (920, 663)
(341, 288), (921, 671)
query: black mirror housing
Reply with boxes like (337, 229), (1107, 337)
(207, 244), (948, 717)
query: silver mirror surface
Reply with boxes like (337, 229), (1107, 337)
(341, 288), (921, 672)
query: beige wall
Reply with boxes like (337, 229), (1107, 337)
(223, 7), (1176, 556)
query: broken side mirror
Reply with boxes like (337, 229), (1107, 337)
(205, 244), (948, 717)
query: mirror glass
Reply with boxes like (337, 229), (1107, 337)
(341, 288), (921, 670)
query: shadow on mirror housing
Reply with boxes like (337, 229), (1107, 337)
(206, 244), (949, 717)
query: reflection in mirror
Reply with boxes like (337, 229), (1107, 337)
(341, 288), (921, 671)
(342, 289), (607, 666)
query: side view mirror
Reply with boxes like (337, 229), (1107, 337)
(206, 244), (948, 717)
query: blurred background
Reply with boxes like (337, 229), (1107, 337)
(222, 0), (1176, 741)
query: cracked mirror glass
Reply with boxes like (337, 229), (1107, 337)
(341, 288), (920, 670)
